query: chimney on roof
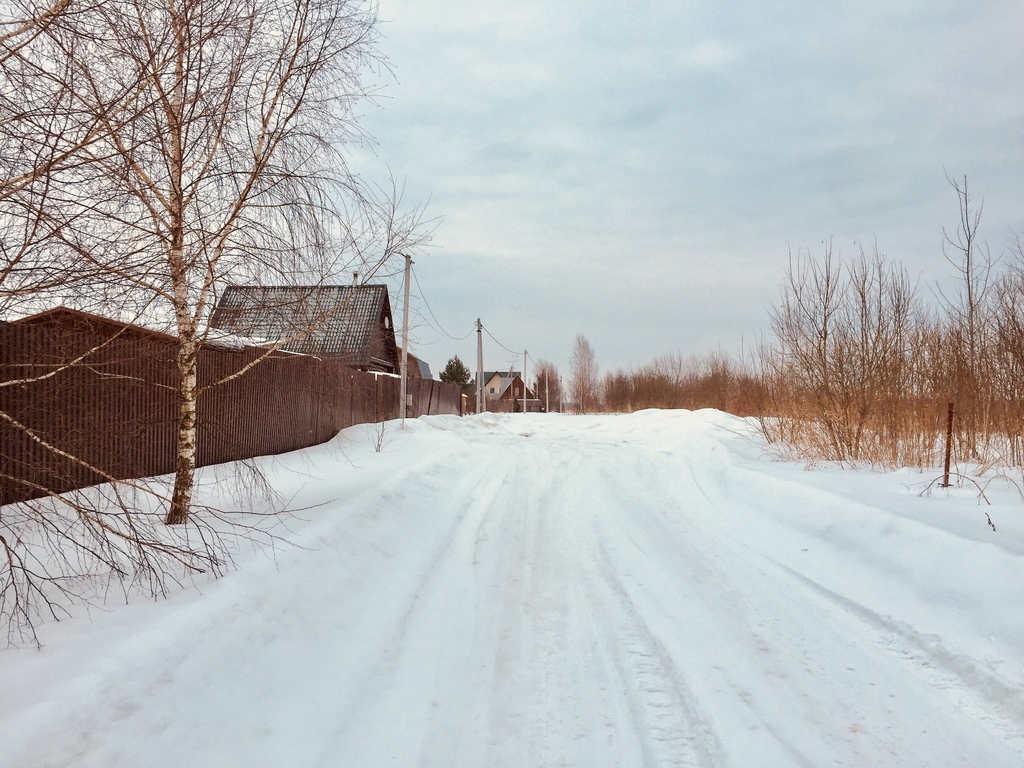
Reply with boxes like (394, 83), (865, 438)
(352, 271), (359, 285)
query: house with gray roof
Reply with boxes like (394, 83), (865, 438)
(208, 285), (400, 374)
(477, 370), (536, 410)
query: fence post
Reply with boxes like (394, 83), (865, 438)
(941, 401), (954, 487)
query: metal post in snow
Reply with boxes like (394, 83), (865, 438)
(941, 401), (954, 487)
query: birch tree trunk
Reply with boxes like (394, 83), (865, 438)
(167, 335), (198, 525)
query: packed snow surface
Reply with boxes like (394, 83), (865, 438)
(3, 410), (1024, 767)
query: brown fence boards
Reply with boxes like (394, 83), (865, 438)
(1, 322), (461, 505)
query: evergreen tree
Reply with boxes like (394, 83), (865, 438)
(440, 355), (472, 386)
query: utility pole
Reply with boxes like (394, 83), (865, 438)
(476, 318), (484, 414)
(522, 350), (527, 414)
(545, 375), (549, 413)
(400, 253), (412, 427)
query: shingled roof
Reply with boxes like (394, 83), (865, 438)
(208, 285), (399, 372)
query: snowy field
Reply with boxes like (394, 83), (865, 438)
(2, 410), (1024, 767)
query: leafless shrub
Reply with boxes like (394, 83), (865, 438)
(370, 420), (388, 453)
(933, 174), (998, 459)
(990, 247), (1024, 465)
(757, 241), (924, 464)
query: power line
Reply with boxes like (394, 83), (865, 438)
(410, 266), (475, 341)
(482, 324), (522, 356)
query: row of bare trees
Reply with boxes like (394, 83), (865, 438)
(1, 0), (424, 642)
(603, 351), (763, 416)
(565, 331), (761, 417)
(571, 178), (1023, 473)
(759, 177), (1024, 467)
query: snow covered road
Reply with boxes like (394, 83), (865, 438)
(3, 410), (1024, 767)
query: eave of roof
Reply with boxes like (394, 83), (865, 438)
(12, 306), (178, 344)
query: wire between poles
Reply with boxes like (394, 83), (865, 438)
(410, 266), (475, 341)
(481, 324), (523, 356)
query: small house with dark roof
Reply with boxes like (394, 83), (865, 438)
(208, 285), (400, 374)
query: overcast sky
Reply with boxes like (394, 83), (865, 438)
(351, 0), (1024, 379)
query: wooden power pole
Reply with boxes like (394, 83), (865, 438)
(522, 350), (527, 414)
(400, 253), (412, 427)
(476, 318), (484, 414)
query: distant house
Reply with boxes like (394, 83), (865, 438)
(477, 370), (535, 410)
(208, 285), (400, 374)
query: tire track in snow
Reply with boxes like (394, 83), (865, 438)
(532, 433), (728, 768)
(478, 433), (606, 767)
(761, 559), (1024, 752)
(579, 435), (1024, 766)
(379, 448), (514, 665)
(587, 536), (725, 768)
(580, 450), (798, 767)
(316, 441), (520, 766)
(457, 425), (725, 767)
(680, 444), (1024, 760)
(329, 424), (618, 766)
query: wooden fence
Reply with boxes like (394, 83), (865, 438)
(0, 321), (461, 505)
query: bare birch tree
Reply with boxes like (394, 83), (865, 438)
(569, 333), (599, 414)
(1, 0), (424, 525)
